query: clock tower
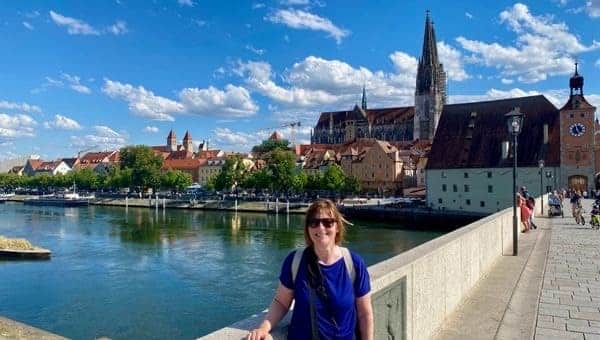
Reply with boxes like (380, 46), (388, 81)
(559, 63), (597, 192)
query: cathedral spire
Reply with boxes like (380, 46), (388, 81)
(361, 84), (367, 110)
(416, 10), (442, 96)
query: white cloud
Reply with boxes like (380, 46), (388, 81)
(0, 101), (42, 113)
(49, 10), (100, 35)
(144, 126), (159, 133)
(245, 44), (265, 55)
(456, 3), (600, 83)
(178, 84), (259, 118)
(102, 79), (183, 121)
(252, 3), (266, 9)
(587, 0), (600, 17)
(265, 9), (350, 44)
(25, 11), (40, 19)
(437, 42), (469, 81)
(106, 21), (128, 35)
(71, 126), (128, 151)
(22, 21), (34, 30)
(43, 114), (82, 130)
(0, 113), (37, 138)
(178, 0), (195, 7)
(501, 78), (514, 84)
(465, 12), (473, 19)
(596, 58), (600, 68)
(61, 73), (92, 94)
(280, 0), (311, 4)
(33, 73), (91, 94)
(212, 127), (267, 150)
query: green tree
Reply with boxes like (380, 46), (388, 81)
(267, 149), (296, 193)
(322, 164), (346, 193)
(242, 168), (272, 191)
(212, 155), (251, 191)
(291, 171), (307, 193)
(119, 145), (163, 190)
(343, 175), (361, 195)
(161, 170), (192, 191)
(251, 139), (291, 154)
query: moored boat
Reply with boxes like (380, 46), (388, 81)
(0, 247), (51, 260)
(23, 188), (91, 207)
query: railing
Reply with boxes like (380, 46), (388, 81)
(201, 195), (548, 339)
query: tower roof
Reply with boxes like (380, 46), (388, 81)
(569, 62), (584, 95)
(416, 11), (444, 96)
(167, 129), (176, 139)
(183, 130), (191, 141)
(361, 85), (367, 110)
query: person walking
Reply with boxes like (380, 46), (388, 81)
(526, 197), (538, 229)
(571, 190), (585, 225)
(247, 198), (374, 340)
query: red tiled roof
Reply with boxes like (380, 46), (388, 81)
(163, 158), (205, 170)
(27, 159), (43, 170)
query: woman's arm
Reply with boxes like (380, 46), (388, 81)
(356, 293), (374, 340)
(247, 283), (294, 340)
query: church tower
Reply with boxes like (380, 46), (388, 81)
(414, 11), (446, 141)
(559, 63), (597, 192)
(183, 131), (193, 152)
(167, 129), (177, 151)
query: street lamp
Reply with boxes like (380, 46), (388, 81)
(505, 107), (524, 256)
(539, 159), (544, 215)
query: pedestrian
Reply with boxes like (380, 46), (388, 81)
(520, 186), (530, 199)
(570, 190), (584, 225)
(247, 198), (374, 340)
(526, 197), (538, 229)
(518, 193), (531, 232)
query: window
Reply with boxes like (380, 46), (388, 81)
(488, 185), (493, 193)
(581, 113), (585, 118)
(442, 184), (447, 192)
(464, 184), (470, 192)
(570, 113), (574, 118)
(464, 172), (469, 178)
(453, 184), (457, 192)
(487, 171), (492, 178)
(466, 199), (471, 205)
(438, 198), (443, 204)
(480, 201), (485, 207)
(441, 171), (446, 178)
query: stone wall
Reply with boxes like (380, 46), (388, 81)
(201, 195), (545, 339)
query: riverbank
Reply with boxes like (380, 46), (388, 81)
(0, 317), (66, 339)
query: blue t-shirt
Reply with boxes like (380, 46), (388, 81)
(279, 249), (371, 340)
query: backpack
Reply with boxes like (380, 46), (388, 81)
(291, 247), (356, 285)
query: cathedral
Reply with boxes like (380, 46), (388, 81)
(311, 12), (446, 144)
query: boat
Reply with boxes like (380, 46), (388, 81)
(0, 247), (51, 260)
(0, 236), (51, 260)
(23, 184), (91, 207)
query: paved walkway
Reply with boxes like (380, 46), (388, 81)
(535, 200), (600, 340)
(433, 199), (600, 340)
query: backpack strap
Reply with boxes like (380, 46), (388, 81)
(291, 247), (305, 285)
(340, 247), (356, 284)
(292, 246), (356, 285)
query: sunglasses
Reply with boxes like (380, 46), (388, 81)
(308, 218), (336, 228)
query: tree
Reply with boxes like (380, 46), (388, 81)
(291, 171), (308, 193)
(242, 169), (272, 191)
(161, 170), (192, 191)
(251, 139), (291, 154)
(212, 155), (249, 191)
(343, 175), (361, 195)
(267, 149), (296, 193)
(322, 164), (346, 193)
(119, 145), (163, 190)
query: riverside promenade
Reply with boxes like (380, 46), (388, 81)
(434, 199), (600, 340)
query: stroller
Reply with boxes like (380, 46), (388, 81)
(548, 195), (564, 218)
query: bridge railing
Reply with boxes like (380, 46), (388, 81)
(201, 194), (547, 340)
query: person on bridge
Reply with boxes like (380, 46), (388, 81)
(247, 198), (374, 340)
(570, 190), (585, 225)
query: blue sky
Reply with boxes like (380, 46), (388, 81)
(0, 0), (598, 161)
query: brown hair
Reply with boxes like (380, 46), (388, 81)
(304, 198), (349, 247)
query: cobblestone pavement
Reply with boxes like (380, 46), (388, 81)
(536, 200), (600, 340)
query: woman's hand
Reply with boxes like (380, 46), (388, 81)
(247, 326), (272, 340)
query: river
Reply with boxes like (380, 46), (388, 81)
(0, 202), (443, 339)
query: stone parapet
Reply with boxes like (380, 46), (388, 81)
(201, 196), (545, 339)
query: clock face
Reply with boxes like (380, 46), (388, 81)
(569, 123), (586, 137)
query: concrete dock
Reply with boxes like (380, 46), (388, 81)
(433, 199), (600, 340)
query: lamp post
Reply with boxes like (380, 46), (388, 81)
(539, 159), (544, 215)
(505, 108), (524, 256)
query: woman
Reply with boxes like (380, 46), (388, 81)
(518, 194), (531, 232)
(247, 199), (374, 340)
